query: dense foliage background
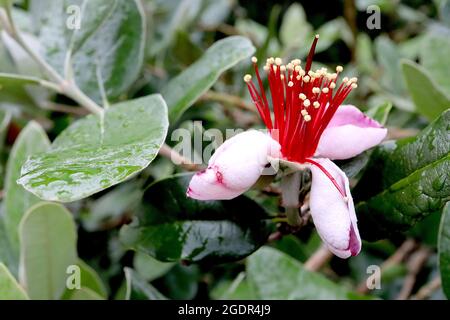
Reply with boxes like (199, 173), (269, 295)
(0, 0), (449, 300)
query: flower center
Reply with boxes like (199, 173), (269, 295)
(244, 35), (357, 164)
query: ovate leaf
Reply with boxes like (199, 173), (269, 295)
(62, 259), (107, 299)
(162, 36), (255, 123)
(32, 0), (146, 103)
(120, 174), (270, 263)
(401, 60), (450, 121)
(70, 288), (104, 300)
(279, 3), (311, 51)
(247, 247), (364, 299)
(355, 109), (450, 239)
(438, 202), (450, 298)
(18, 94), (168, 202)
(420, 34), (450, 93)
(19, 202), (77, 300)
(124, 267), (168, 300)
(0, 263), (28, 300)
(133, 252), (174, 281)
(5, 121), (50, 257)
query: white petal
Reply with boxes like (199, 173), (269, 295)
(308, 158), (361, 258)
(316, 105), (387, 160)
(187, 130), (280, 200)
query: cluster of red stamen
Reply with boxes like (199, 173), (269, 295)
(244, 35), (358, 165)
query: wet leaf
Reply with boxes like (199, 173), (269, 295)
(18, 94), (168, 202)
(162, 36), (255, 123)
(120, 173), (270, 263)
(133, 252), (174, 281)
(32, 0), (145, 103)
(355, 110), (450, 239)
(438, 202), (450, 298)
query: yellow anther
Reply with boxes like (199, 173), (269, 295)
(322, 87), (329, 94)
(296, 75), (301, 80)
(299, 93), (306, 100)
(330, 82), (336, 89)
(303, 99), (311, 107)
(275, 57), (282, 65)
(351, 83), (358, 89)
(292, 58), (301, 65)
(336, 65), (343, 73)
(350, 77), (358, 83)
(288, 81), (294, 87)
(304, 114), (312, 122)
(263, 65), (269, 71)
(280, 65), (286, 72)
(301, 109), (308, 116)
(313, 101), (320, 108)
(267, 57), (274, 64)
(312, 87), (321, 94)
(342, 77), (349, 83)
(243, 74), (252, 82)
(251, 56), (258, 63)
(303, 75), (310, 83)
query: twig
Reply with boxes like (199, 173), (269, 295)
(396, 246), (431, 300)
(41, 102), (90, 116)
(201, 91), (257, 113)
(356, 238), (417, 294)
(158, 143), (202, 171)
(410, 276), (442, 300)
(304, 244), (333, 272)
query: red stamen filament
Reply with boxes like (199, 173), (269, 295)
(243, 35), (357, 197)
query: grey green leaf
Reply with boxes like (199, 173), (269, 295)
(18, 94), (168, 202)
(19, 202), (78, 300)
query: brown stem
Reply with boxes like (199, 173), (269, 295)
(410, 276), (442, 300)
(304, 244), (333, 271)
(201, 91), (257, 113)
(396, 246), (431, 300)
(356, 239), (417, 294)
(158, 143), (202, 171)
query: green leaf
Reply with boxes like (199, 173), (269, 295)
(376, 36), (406, 96)
(355, 110), (450, 239)
(133, 252), (174, 281)
(280, 3), (312, 51)
(19, 202), (78, 300)
(82, 181), (143, 231)
(0, 263), (28, 300)
(62, 259), (107, 299)
(401, 60), (450, 121)
(366, 102), (392, 126)
(0, 0), (10, 8)
(4, 121), (50, 257)
(420, 34), (450, 93)
(162, 36), (255, 123)
(120, 173), (270, 263)
(438, 202), (450, 298)
(32, 0), (146, 103)
(247, 247), (363, 299)
(18, 94), (168, 202)
(69, 288), (104, 300)
(124, 267), (168, 300)
(0, 109), (11, 154)
(0, 218), (17, 275)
